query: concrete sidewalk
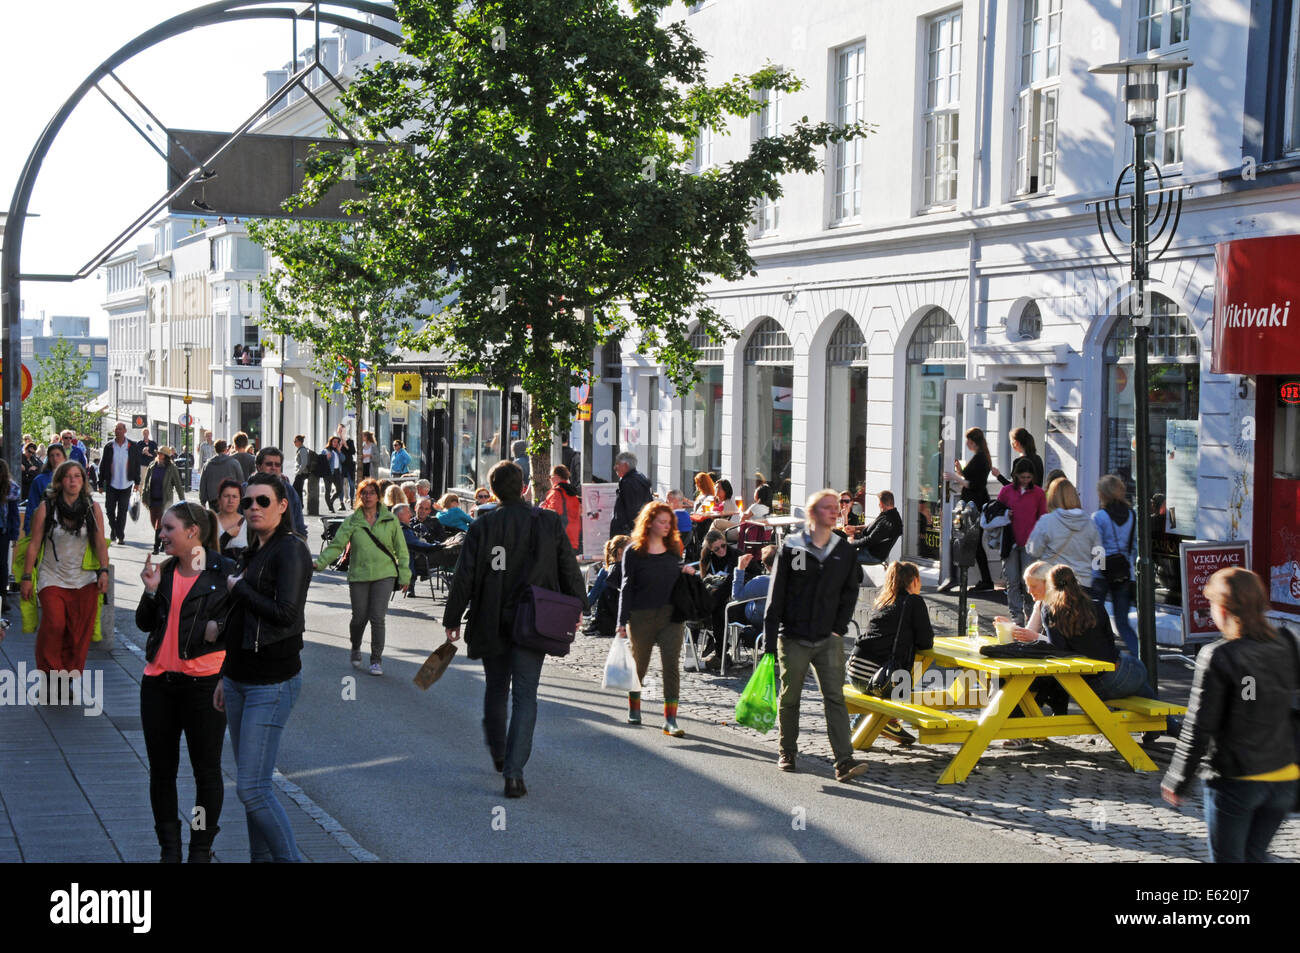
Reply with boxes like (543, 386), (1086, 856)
(0, 608), (373, 863)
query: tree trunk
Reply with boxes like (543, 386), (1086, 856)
(527, 335), (552, 504)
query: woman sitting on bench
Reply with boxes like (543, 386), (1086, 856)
(1040, 565), (1151, 700)
(846, 561), (934, 747)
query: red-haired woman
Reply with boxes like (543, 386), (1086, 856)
(616, 501), (697, 735)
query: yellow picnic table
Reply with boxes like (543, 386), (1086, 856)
(845, 635), (1186, 784)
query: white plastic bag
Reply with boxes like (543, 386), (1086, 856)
(601, 637), (641, 692)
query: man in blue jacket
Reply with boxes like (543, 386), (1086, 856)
(763, 489), (867, 782)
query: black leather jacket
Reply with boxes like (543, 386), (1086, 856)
(1163, 630), (1300, 795)
(230, 523), (313, 653)
(763, 530), (863, 646)
(136, 550), (236, 664)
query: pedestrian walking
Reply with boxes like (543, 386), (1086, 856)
(939, 427), (995, 591)
(342, 438), (357, 502)
(142, 447), (186, 554)
(1161, 567), (1300, 863)
(442, 461), (586, 798)
(323, 436), (348, 512)
(616, 501), (697, 734)
(251, 447), (307, 538)
(540, 464), (582, 552)
(136, 503), (233, 862)
(19, 461), (111, 692)
(20, 443), (42, 498)
(100, 423), (142, 545)
(763, 489), (868, 781)
(609, 451), (652, 538)
(291, 435), (312, 497)
(847, 560), (935, 746)
(1092, 474), (1140, 657)
(23, 444), (67, 535)
(313, 478), (409, 675)
(198, 441), (244, 510)
(197, 432), (216, 473)
(1026, 477), (1102, 584)
(229, 432), (256, 481)
(996, 458), (1048, 625)
(213, 473), (312, 863)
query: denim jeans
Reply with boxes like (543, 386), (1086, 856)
(1092, 575), (1138, 657)
(1203, 777), (1298, 863)
(223, 673), (303, 862)
(1088, 653), (1151, 700)
(1003, 545), (1030, 625)
(481, 645), (546, 780)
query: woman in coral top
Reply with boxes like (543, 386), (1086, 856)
(136, 502), (236, 863)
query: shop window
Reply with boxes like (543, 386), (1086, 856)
(825, 315), (869, 496)
(1103, 293), (1200, 606)
(743, 319), (794, 506)
(681, 324), (724, 493)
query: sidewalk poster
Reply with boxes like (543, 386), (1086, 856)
(1179, 540), (1250, 642)
(582, 483), (619, 561)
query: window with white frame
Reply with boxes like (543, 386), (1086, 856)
(923, 10), (962, 207)
(694, 125), (714, 172)
(754, 84), (782, 234)
(1285, 0), (1300, 154)
(1015, 0), (1061, 195)
(832, 42), (866, 223)
(1136, 0), (1189, 166)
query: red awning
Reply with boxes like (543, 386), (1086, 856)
(1212, 235), (1300, 374)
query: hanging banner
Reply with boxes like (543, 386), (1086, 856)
(581, 483), (619, 561)
(1212, 235), (1300, 374)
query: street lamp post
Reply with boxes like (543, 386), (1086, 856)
(113, 369), (122, 430)
(1088, 55), (1192, 697)
(182, 344), (193, 485)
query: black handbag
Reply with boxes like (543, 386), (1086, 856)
(862, 596), (912, 698)
(1103, 512), (1135, 585)
(670, 570), (714, 623)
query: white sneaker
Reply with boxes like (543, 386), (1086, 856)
(351, 650), (362, 666)
(369, 662), (383, 676)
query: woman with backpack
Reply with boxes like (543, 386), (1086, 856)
(540, 464), (582, 552)
(19, 461), (111, 686)
(995, 458), (1047, 626)
(847, 561), (935, 747)
(313, 477), (410, 676)
(1093, 474), (1140, 657)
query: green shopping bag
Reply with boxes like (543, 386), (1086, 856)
(735, 653), (778, 733)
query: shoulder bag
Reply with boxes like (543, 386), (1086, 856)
(851, 596), (912, 698)
(511, 509), (584, 656)
(1104, 511), (1135, 585)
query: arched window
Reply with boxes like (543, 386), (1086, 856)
(904, 308), (966, 559)
(1103, 292), (1200, 606)
(743, 319), (794, 506)
(825, 315), (869, 495)
(1017, 300), (1042, 341)
(689, 323), (724, 364)
(681, 324), (724, 492)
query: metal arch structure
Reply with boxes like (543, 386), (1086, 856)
(2, 0), (402, 471)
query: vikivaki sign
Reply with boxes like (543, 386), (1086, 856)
(1212, 235), (1300, 374)
(1179, 540), (1250, 642)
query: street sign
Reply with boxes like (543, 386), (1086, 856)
(394, 373), (421, 400)
(178, 413), (194, 427)
(183, 395), (193, 405)
(0, 364), (34, 400)
(131, 414), (147, 429)
(576, 402), (592, 421)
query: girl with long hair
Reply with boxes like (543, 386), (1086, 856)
(1041, 565), (1149, 700)
(1162, 568), (1299, 862)
(19, 460), (110, 686)
(136, 502), (232, 862)
(691, 472), (717, 512)
(214, 478), (249, 557)
(992, 427), (1045, 488)
(995, 457), (1048, 625)
(942, 427), (995, 591)
(1092, 474), (1139, 656)
(616, 501), (697, 735)
(847, 561), (934, 746)
(586, 534), (630, 638)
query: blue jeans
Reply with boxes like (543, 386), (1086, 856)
(481, 645), (546, 780)
(1089, 653), (1151, 700)
(1203, 777), (1298, 863)
(223, 674), (303, 862)
(1093, 576), (1138, 657)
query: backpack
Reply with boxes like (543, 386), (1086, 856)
(313, 450), (331, 478)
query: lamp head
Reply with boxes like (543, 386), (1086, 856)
(1089, 56), (1192, 129)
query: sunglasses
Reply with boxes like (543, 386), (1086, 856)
(240, 494), (275, 511)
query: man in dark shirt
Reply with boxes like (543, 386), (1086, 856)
(230, 431), (256, 481)
(847, 490), (904, 564)
(610, 451), (652, 537)
(137, 428), (158, 468)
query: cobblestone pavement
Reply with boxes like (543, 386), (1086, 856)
(553, 588), (1299, 864)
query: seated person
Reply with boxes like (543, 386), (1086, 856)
(837, 490), (864, 528)
(585, 535), (629, 638)
(694, 529), (739, 662)
(846, 490), (904, 564)
(741, 483), (773, 523)
(1039, 564), (1150, 702)
(414, 496), (446, 541)
(666, 489), (693, 535)
(712, 546), (777, 670)
(691, 472), (716, 514)
(393, 503), (440, 583)
(435, 492), (473, 532)
(709, 478), (741, 531)
(846, 560), (935, 746)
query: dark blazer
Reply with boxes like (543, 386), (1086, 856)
(853, 508), (903, 562)
(101, 438), (143, 487)
(443, 501), (587, 660)
(610, 468), (653, 537)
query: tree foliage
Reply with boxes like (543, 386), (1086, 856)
(284, 0), (872, 492)
(22, 337), (103, 439)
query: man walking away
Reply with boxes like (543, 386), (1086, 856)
(609, 451), (652, 538)
(443, 461), (587, 799)
(199, 440), (245, 509)
(230, 432), (256, 481)
(764, 489), (868, 781)
(101, 422), (142, 544)
(292, 435), (314, 499)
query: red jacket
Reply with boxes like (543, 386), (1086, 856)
(997, 482), (1047, 548)
(542, 483), (582, 552)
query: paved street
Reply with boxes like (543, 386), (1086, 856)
(2, 501), (1297, 863)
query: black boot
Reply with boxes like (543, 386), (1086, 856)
(187, 823), (219, 863)
(156, 821), (183, 863)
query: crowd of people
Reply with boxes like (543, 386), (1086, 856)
(2, 419), (1295, 867)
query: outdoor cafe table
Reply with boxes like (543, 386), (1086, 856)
(764, 515), (805, 542)
(846, 635), (1180, 784)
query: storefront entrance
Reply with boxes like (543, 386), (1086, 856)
(1256, 377), (1300, 614)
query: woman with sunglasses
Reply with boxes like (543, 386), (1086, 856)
(313, 477), (410, 676)
(137, 502), (232, 861)
(213, 474), (312, 862)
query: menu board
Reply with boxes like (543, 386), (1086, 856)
(1179, 540), (1251, 642)
(581, 483), (620, 561)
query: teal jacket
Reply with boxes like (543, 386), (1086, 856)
(314, 505), (411, 586)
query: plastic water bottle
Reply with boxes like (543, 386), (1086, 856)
(967, 608), (980, 644)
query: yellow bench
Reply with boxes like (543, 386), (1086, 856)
(844, 687), (978, 747)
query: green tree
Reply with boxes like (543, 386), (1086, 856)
(288, 0), (871, 496)
(22, 337), (103, 440)
(245, 217), (421, 432)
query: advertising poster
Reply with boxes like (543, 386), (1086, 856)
(1164, 419), (1200, 539)
(581, 483), (620, 561)
(1179, 540), (1250, 642)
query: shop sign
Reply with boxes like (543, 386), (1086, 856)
(1212, 236), (1300, 374)
(233, 376), (261, 391)
(394, 373), (421, 399)
(576, 402), (592, 421)
(1178, 540), (1250, 642)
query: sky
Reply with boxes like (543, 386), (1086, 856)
(1, 1), (324, 335)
